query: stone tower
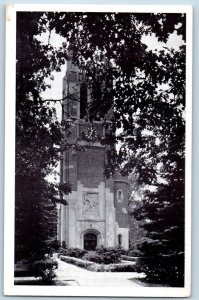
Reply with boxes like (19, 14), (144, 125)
(57, 60), (129, 250)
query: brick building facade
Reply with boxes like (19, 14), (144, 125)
(57, 60), (129, 250)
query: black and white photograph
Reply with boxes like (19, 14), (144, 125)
(4, 4), (192, 297)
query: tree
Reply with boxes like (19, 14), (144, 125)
(133, 158), (185, 286)
(15, 12), (70, 265)
(131, 46), (185, 286)
(128, 172), (146, 253)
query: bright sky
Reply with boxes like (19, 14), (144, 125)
(37, 30), (66, 120)
(142, 31), (184, 52)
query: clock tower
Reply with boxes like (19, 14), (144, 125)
(57, 60), (129, 250)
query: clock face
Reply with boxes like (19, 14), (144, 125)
(84, 127), (98, 141)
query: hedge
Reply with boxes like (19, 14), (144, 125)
(121, 255), (137, 262)
(60, 248), (87, 259)
(60, 255), (94, 268)
(60, 255), (137, 272)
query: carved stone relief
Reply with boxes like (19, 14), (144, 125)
(83, 192), (99, 218)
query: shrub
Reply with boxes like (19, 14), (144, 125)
(87, 262), (137, 272)
(60, 255), (93, 268)
(60, 255), (139, 273)
(114, 247), (128, 256)
(121, 255), (136, 262)
(94, 245), (106, 254)
(95, 247), (122, 264)
(60, 246), (126, 264)
(61, 241), (67, 249)
(134, 254), (184, 287)
(82, 251), (102, 263)
(48, 239), (61, 252)
(33, 258), (58, 283)
(103, 252), (120, 264)
(15, 259), (34, 277)
(60, 248), (87, 258)
(126, 249), (143, 257)
(109, 263), (136, 272)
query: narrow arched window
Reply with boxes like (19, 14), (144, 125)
(118, 234), (122, 246)
(80, 83), (87, 119)
(117, 190), (123, 202)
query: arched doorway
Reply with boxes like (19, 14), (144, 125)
(84, 232), (97, 250)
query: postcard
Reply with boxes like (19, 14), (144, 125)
(4, 4), (192, 297)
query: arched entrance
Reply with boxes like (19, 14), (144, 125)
(84, 232), (98, 250)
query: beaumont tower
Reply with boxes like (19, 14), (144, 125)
(57, 60), (129, 250)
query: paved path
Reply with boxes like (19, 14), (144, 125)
(55, 258), (144, 287)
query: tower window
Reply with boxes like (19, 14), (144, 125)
(117, 190), (123, 202)
(80, 83), (87, 119)
(118, 234), (122, 246)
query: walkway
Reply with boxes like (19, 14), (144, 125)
(55, 258), (144, 287)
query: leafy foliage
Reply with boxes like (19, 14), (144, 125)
(82, 251), (102, 264)
(15, 12), (69, 265)
(60, 247), (87, 259)
(60, 255), (93, 269)
(60, 251), (136, 272)
(134, 254), (184, 287)
(15, 176), (57, 261)
(133, 157), (185, 286)
(33, 259), (58, 283)
(60, 247), (123, 264)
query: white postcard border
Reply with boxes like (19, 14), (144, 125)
(4, 4), (192, 297)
